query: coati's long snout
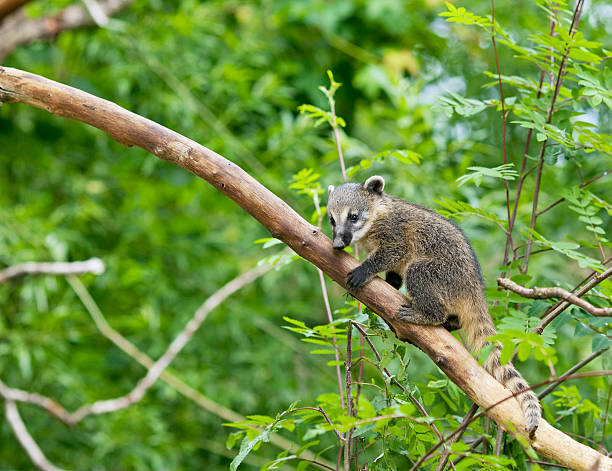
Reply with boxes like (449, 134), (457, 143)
(331, 231), (352, 249)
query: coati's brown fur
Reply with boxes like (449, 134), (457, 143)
(327, 175), (541, 435)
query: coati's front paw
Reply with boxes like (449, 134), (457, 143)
(397, 304), (418, 322)
(347, 266), (369, 290)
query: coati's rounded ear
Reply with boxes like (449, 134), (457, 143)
(328, 185), (335, 194)
(364, 175), (385, 195)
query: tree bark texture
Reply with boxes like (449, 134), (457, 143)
(0, 0), (31, 20)
(0, 66), (609, 471)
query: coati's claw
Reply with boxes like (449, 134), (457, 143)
(397, 304), (417, 322)
(347, 266), (368, 290)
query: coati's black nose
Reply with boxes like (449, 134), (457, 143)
(332, 240), (347, 249)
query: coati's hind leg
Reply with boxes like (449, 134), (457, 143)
(386, 271), (403, 289)
(397, 260), (449, 326)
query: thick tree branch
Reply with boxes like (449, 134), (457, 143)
(497, 277), (612, 316)
(0, 0), (31, 20)
(0, 0), (135, 60)
(1, 66), (610, 471)
(0, 258), (105, 283)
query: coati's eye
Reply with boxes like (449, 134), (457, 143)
(329, 216), (336, 226)
(349, 213), (359, 222)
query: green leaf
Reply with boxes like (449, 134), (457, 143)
(226, 432), (244, 450)
(592, 335), (612, 352)
(500, 341), (515, 365)
(230, 430), (271, 471)
(435, 198), (507, 230)
(456, 164), (518, 187)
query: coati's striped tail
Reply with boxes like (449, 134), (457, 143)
(463, 305), (541, 435)
(485, 345), (541, 435)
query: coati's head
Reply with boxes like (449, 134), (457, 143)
(326, 175), (385, 249)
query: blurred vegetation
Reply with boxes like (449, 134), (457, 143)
(0, 0), (611, 469)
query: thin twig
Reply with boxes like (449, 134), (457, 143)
(0, 258), (104, 283)
(490, 0), (513, 263)
(294, 407), (345, 443)
(318, 267), (346, 412)
(535, 266), (612, 333)
(352, 323), (454, 469)
(538, 347), (609, 400)
(328, 97), (347, 182)
(523, 0), (585, 273)
(66, 271), (329, 464)
(436, 403), (478, 471)
(2, 265), (272, 426)
(497, 277), (612, 316)
(81, 0), (110, 26)
(265, 455), (337, 471)
(344, 321), (354, 471)
(416, 370), (612, 471)
(66, 264), (271, 424)
(535, 169), (611, 217)
(0, 379), (71, 423)
(504, 166), (536, 266)
(503, 15), (553, 267)
(494, 425), (504, 456)
(4, 400), (65, 471)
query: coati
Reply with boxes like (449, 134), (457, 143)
(327, 175), (541, 435)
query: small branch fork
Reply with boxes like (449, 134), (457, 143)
(0, 260), (286, 470)
(1, 263), (271, 427)
(67, 274), (331, 465)
(1, 66), (611, 470)
(497, 277), (612, 317)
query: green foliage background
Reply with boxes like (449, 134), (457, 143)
(0, 0), (610, 469)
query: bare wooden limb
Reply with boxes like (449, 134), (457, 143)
(0, 258), (104, 283)
(66, 263), (271, 424)
(5, 264), (271, 425)
(0, 0), (31, 20)
(1, 66), (610, 470)
(0, 267), (330, 467)
(457, 351), (611, 461)
(0, 0), (134, 60)
(4, 400), (65, 471)
(67, 273), (332, 466)
(536, 266), (612, 333)
(497, 277), (612, 316)
(0, 379), (71, 422)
